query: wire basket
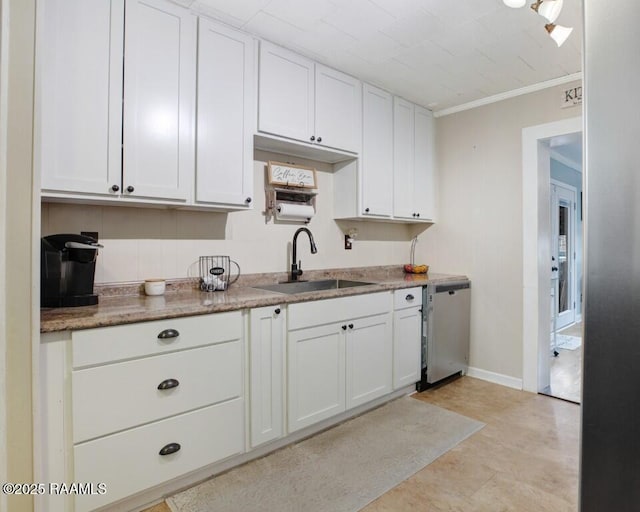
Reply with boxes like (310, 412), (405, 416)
(199, 256), (241, 291)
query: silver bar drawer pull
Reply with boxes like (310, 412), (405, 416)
(157, 378), (180, 390)
(157, 328), (180, 340)
(406, 294), (415, 301)
(159, 443), (181, 456)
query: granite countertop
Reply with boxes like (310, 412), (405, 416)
(40, 266), (468, 333)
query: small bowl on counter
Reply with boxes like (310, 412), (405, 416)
(144, 279), (166, 296)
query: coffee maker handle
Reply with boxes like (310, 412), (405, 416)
(65, 241), (104, 250)
(229, 260), (241, 285)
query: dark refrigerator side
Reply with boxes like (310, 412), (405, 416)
(581, 1), (640, 509)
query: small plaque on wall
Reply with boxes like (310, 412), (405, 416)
(267, 161), (317, 189)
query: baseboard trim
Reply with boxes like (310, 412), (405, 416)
(466, 367), (523, 390)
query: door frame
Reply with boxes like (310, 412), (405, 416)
(522, 116), (582, 392)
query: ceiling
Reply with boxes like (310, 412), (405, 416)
(179, 0), (583, 113)
(551, 132), (582, 169)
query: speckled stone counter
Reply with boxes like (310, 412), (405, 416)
(40, 266), (468, 333)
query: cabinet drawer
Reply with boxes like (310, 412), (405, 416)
(74, 398), (244, 512)
(288, 291), (391, 330)
(393, 287), (422, 310)
(72, 311), (242, 368)
(72, 341), (242, 443)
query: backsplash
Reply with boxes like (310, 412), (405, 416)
(41, 151), (432, 284)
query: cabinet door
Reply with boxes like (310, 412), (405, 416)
(123, 0), (196, 201)
(288, 323), (345, 432)
(314, 64), (361, 153)
(196, 19), (254, 207)
(345, 313), (393, 409)
(393, 306), (422, 389)
(393, 97), (415, 219)
(413, 106), (436, 221)
(37, 0), (123, 196)
(361, 84), (393, 217)
(249, 306), (285, 448)
(258, 42), (314, 143)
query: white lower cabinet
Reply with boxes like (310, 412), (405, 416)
(287, 292), (393, 433)
(393, 287), (423, 389)
(288, 323), (346, 432)
(39, 312), (245, 512)
(74, 399), (244, 512)
(39, 289), (421, 511)
(345, 313), (393, 408)
(249, 305), (285, 448)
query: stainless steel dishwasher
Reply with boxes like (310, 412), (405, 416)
(417, 281), (471, 390)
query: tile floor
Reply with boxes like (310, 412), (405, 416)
(142, 377), (579, 512)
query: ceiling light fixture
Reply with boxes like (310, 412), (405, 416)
(531, 0), (563, 23)
(545, 23), (573, 47)
(503, 0), (526, 7)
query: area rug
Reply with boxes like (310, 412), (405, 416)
(555, 334), (582, 350)
(167, 396), (484, 512)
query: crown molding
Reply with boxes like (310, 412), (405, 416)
(550, 149), (582, 172)
(434, 72), (583, 118)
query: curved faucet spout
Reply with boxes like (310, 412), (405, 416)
(291, 228), (318, 281)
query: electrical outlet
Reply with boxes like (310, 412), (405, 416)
(344, 234), (352, 250)
(81, 231), (99, 241)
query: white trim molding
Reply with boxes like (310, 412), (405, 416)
(466, 367), (523, 390)
(434, 72), (583, 118)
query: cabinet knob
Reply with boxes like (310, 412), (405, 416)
(157, 378), (180, 390)
(158, 442), (181, 456)
(274, 308), (281, 315)
(341, 325), (347, 330)
(157, 328), (180, 340)
(317, 136), (322, 143)
(245, 197), (252, 204)
(416, 213), (420, 218)
(365, 208), (370, 213)
(111, 184), (120, 192)
(406, 294), (415, 301)
(412, 213), (416, 217)
(126, 185), (135, 193)
(310, 136), (315, 141)
(348, 323), (354, 329)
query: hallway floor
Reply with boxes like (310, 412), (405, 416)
(143, 377), (579, 512)
(543, 322), (583, 403)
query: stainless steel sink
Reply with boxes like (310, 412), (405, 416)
(252, 279), (375, 295)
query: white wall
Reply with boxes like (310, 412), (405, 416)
(0, 0), (9, 508)
(42, 150), (422, 283)
(416, 82), (582, 382)
(3, 0), (36, 511)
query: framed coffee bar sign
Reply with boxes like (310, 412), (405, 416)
(267, 161), (317, 189)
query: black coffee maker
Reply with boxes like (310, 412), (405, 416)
(41, 234), (103, 307)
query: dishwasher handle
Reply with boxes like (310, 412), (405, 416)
(435, 281), (470, 293)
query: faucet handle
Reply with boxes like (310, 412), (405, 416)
(297, 260), (303, 276)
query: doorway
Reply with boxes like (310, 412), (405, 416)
(522, 116), (583, 395)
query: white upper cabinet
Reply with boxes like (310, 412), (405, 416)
(37, 0), (124, 197)
(258, 42), (361, 155)
(258, 42), (314, 143)
(413, 105), (436, 221)
(393, 99), (436, 222)
(122, 0), (196, 202)
(361, 84), (393, 217)
(314, 64), (362, 153)
(393, 97), (415, 220)
(196, 19), (254, 208)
